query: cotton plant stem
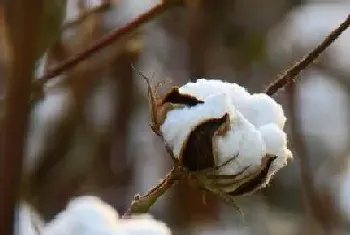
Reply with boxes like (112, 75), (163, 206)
(265, 13), (350, 96)
(124, 167), (181, 216)
(0, 1), (181, 124)
(38, 0), (181, 83)
(0, 1), (44, 235)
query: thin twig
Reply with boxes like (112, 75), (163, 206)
(62, 0), (111, 30)
(123, 167), (181, 216)
(38, 0), (181, 84)
(265, 13), (350, 96)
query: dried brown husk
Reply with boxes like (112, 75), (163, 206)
(178, 113), (230, 171)
(195, 154), (277, 198)
(155, 86), (204, 127)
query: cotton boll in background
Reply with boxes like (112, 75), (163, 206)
(15, 203), (44, 235)
(24, 78), (73, 173)
(43, 196), (119, 235)
(43, 196), (171, 235)
(116, 214), (172, 235)
(85, 78), (117, 135)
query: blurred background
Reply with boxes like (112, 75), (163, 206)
(1, 0), (350, 234)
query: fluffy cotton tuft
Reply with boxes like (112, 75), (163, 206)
(16, 202), (44, 235)
(43, 196), (171, 235)
(161, 79), (292, 190)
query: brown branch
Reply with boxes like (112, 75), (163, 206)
(0, 1), (44, 234)
(123, 167), (182, 216)
(61, 0), (111, 30)
(265, 13), (350, 96)
(38, 0), (182, 84)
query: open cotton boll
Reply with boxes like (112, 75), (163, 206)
(24, 86), (71, 173)
(43, 196), (119, 235)
(43, 196), (171, 235)
(161, 79), (292, 194)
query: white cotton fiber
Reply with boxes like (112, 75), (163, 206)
(215, 111), (266, 175)
(242, 93), (286, 129)
(43, 196), (119, 235)
(259, 124), (292, 180)
(16, 202), (44, 235)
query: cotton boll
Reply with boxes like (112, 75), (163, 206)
(86, 79), (116, 134)
(163, 79), (289, 168)
(15, 202), (44, 235)
(43, 196), (172, 235)
(24, 86), (72, 173)
(160, 79), (292, 196)
(116, 215), (171, 235)
(44, 196), (119, 235)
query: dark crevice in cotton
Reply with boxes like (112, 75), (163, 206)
(229, 155), (277, 196)
(181, 113), (230, 172)
(162, 87), (204, 107)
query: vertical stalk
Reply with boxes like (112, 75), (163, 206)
(0, 1), (43, 234)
